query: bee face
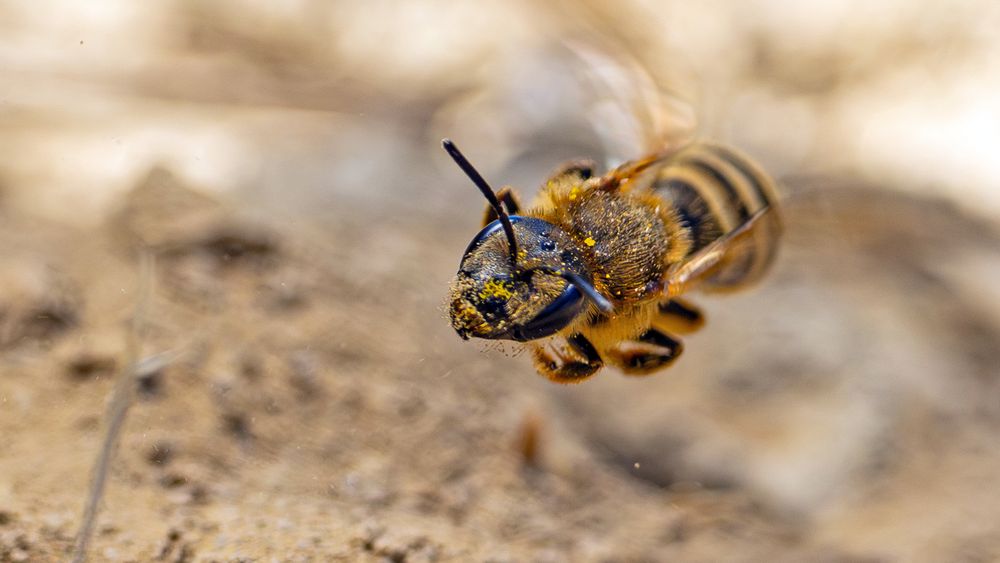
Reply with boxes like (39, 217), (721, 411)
(449, 217), (592, 342)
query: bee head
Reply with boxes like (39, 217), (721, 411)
(443, 139), (612, 342)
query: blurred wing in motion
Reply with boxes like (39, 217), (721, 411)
(431, 38), (695, 178)
(562, 39), (697, 167)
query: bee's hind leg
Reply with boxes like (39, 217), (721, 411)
(654, 298), (705, 335)
(532, 333), (603, 384)
(481, 187), (522, 226)
(606, 329), (684, 376)
(547, 160), (596, 181)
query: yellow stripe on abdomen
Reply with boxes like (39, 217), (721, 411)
(652, 142), (782, 291)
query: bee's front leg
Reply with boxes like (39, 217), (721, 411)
(481, 187), (522, 227)
(531, 333), (603, 384)
(606, 328), (684, 376)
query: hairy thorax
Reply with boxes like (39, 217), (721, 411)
(531, 180), (684, 306)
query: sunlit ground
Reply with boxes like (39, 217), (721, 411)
(2, 1), (1000, 561)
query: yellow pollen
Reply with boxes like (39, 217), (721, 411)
(568, 186), (581, 201)
(455, 303), (480, 325)
(584, 237), (596, 247)
(479, 278), (514, 300)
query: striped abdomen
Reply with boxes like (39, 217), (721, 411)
(653, 142), (782, 290)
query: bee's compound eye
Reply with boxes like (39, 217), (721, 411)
(513, 283), (585, 340)
(540, 240), (556, 251)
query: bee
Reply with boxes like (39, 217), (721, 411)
(444, 138), (781, 383)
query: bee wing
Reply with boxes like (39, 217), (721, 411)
(664, 206), (777, 297)
(562, 40), (696, 167)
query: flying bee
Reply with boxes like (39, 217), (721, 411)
(444, 137), (782, 383)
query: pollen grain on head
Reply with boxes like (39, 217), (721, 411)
(478, 278), (514, 301)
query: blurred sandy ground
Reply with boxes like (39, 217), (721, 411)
(3, 0), (1000, 560)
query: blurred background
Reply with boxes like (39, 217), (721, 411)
(2, 1), (1000, 561)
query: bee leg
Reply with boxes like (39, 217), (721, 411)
(606, 329), (684, 376)
(654, 298), (705, 335)
(547, 159), (596, 182)
(481, 187), (522, 226)
(531, 333), (603, 384)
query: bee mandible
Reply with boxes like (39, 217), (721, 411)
(445, 138), (781, 383)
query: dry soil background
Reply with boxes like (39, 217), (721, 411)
(2, 1), (1000, 562)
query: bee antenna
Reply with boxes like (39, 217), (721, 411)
(442, 138), (518, 262)
(562, 272), (614, 313)
(530, 267), (614, 313)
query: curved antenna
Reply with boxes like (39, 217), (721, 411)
(531, 267), (614, 313)
(442, 139), (518, 262)
(562, 272), (614, 313)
